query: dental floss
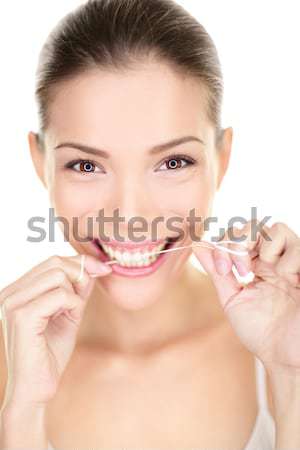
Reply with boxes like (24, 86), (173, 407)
(104, 239), (249, 265)
(76, 254), (86, 281)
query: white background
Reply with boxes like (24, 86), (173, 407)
(0, 0), (299, 292)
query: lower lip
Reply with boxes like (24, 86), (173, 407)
(91, 240), (178, 278)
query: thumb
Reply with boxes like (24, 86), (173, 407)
(69, 254), (112, 299)
(192, 245), (242, 311)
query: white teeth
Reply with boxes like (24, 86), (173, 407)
(114, 250), (122, 261)
(122, 251), (131, 267)
(99, 241), (169, 267)
(102, 245), (114, 258)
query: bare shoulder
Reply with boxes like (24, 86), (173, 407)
(0, 319), (8, 410)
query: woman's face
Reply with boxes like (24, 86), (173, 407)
(29, 60), (232, 310)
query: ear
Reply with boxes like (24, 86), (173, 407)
(27, 131), (48, 189)
(215, 127), (233, 190)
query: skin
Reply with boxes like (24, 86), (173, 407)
(1, 58), (299, 448)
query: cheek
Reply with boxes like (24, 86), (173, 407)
(51, 179), (107, 217)
(156, 177), (213, 218)
(156, 176), (215, 242)
(49, 178), (114, 242)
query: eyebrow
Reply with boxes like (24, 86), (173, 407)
(54, 136), (205, 158)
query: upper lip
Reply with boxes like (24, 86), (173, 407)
(93, 236), (178, 251)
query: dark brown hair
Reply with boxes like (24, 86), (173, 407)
(35, 0), (224, 149)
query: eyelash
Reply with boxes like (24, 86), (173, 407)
(64, 154), (197, 174)
(64, 159), (103, 174)
(157, 154), (196, 171)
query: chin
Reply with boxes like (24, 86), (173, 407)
(95, 276), (168, 311)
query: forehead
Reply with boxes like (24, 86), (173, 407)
(46, 61), (212, 149)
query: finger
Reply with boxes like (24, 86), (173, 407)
(0, 255), (68, 302)
(259, 222), (299, 265)
(275, 240), (300, 287)
(212, 245), (233, 276)
(3, 267), (76, 312)
(14, 287), (85, 335)
(0, 254), (112, 304)
(192, 244), (242, 311)
(214, 225), (254, 276)
(213, 240), (251, 276)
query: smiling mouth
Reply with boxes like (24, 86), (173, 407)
(93, 236), (180, 268)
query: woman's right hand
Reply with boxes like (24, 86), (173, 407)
(0, 254), (112, 410)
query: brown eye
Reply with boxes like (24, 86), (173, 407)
(157, 155), (196, 172)
(65, 159), (103, 174)
(166, 158), (183, 170)
(79, 161), (95, 172)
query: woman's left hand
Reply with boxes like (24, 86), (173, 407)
(192, 221), (300, 375)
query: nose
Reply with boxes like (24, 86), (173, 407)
(105, 178), (163, 240)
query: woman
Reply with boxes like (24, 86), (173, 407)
(0, 0), (299, 449)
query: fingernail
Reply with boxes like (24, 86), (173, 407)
(235, 262), (249, 276)
(215, 259), (231, 275)
(91, 264), (112, 275)
(84, 257), (112, 275)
